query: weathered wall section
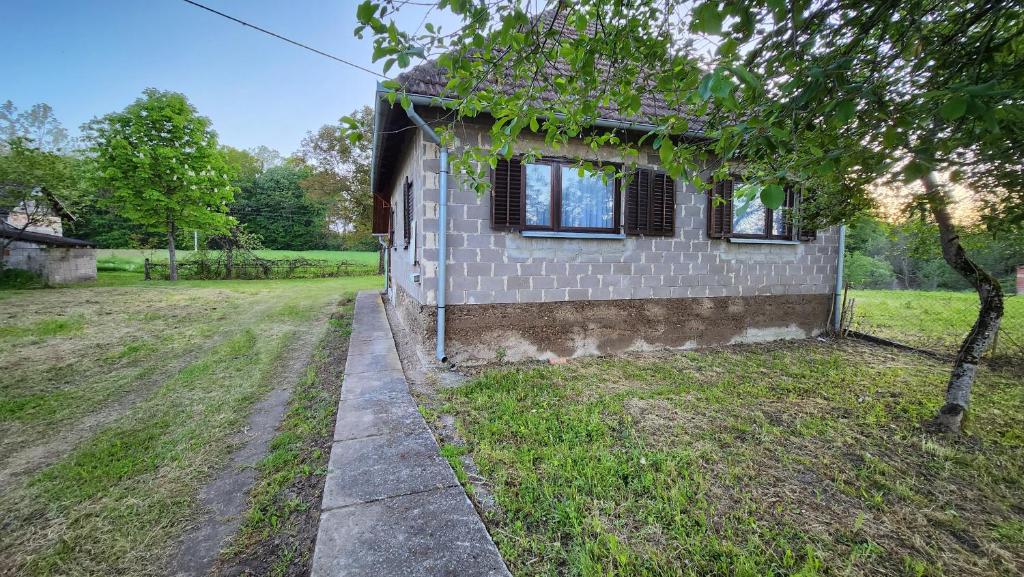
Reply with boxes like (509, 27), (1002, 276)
(443, 294), (832, 363)
(4, 242), (96, 284)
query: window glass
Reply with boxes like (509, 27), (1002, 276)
(772, 207), (786, 237)
(525, 164), (552, 226)
(733, 193), (767, 235)
(560, 167), (614, 229)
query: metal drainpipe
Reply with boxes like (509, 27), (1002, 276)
(401, 103), (449, 362)
(436, 148), (448, 362)
(833, 224), (847, 332)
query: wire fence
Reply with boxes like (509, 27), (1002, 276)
(840, 285), (1024, 364)
(144, 256), (376, 280)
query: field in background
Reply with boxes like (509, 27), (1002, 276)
(849, 289), (1023, 359)
(96, 248), (379, 273)
(0, 275), (379, 576)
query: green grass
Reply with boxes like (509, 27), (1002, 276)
(849, 290), (1024, 357)
(0, 275), (380, 576)
(220, 299), (355, 575)
(440, 341), (1023, 577)
(95, 248), (379, 272)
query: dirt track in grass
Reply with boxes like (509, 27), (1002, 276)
(0, 277), (378, 577)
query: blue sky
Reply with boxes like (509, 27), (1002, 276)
(6, 0), (450, 155)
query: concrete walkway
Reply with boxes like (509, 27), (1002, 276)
(311, 291), (511, 577)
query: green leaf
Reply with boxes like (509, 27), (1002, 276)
(761, 183), (785, 210)
(834, 100), (856, 124)
(882, 126), (901, 148)
(692, 2), (723, 35)
(940, 95), (968, 121)
(356, 1), (376, 23)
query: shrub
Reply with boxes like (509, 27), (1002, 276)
(844, 251), (896, 289)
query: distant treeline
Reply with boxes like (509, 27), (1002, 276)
(844, 214), (1023, 291)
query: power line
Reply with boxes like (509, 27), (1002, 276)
(180, 0), (387, 79)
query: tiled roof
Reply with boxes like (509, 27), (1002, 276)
(393, 10), (707, 132)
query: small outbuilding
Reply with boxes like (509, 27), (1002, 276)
(1, 198), (97, 284)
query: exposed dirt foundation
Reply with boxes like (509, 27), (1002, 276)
(396, 289), (833, 364)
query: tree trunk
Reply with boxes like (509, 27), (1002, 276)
(167, 216), (178, 281)
(921, 173), (1004, 433)
(378, 246), (385, 275)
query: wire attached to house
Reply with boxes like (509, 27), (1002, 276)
(180, 0), (386, 79)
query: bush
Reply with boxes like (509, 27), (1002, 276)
(844, 251), (896, 289)
(0, 267), (46, 289)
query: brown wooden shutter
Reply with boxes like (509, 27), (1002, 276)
(491, 157), (524, 230)
(372, 195), (390, 235)
(707, 179), (734, 238)
(625, 168), (675, 236)
(402, 177), (413, 248)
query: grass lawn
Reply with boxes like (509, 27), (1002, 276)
(0, 273), (380, 576)
(437, 341), (1023, 576)
(849, 290), (1024, 359)
(95, 248), (380, 273)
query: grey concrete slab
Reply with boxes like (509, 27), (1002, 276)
(314, 291), (510, 577)
(322, 429), (458, 510)
(333, 394), (423, 442)
(340, 370), (408, 400)
(346, 336), (398, 358)
(343, 350), (403, 375)
(312, 486), (512, 577)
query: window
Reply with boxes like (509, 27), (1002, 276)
(494, 158), (620, 233)
(492, 158), (674, 237)
(732, 191), (792, 239)
(709, 179), (816, 241)
(402, 177), (413, 248)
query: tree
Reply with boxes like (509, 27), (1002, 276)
(85, 89), (236, 280)
(355, 1), (1023, 432)
(231, 164), (330, 250)
(294, 107), (374, 243)
(0, 138), (80, 264)
(0, 101), (72, 152)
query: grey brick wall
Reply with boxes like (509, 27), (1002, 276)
(392, 115), (840, 308)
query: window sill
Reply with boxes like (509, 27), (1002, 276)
(728, 237), (801, 245)
(521, 230), (626, 240)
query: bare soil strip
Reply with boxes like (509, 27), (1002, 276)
(171, 316), (330, 577)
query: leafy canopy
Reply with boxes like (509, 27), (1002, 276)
(354, 0), (1023, 229)
(84, 88), (236, 235)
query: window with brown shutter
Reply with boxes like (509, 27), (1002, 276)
(625, 168), (675, 236)
(707, 179), (735, 238)
(709, 180), (818, 241)
(402, 177), (413, 248)
(491, 157), (524, 230)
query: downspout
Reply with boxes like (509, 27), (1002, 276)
(832, 224), (847, 333)
(402, 102), (449, 362)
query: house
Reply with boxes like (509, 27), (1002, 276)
(371, 49), (841, 365)
(1, 193), (96, 284)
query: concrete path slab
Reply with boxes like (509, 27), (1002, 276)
(322, 430), (458, 510)
(312, 291), (511, 577)
(313, 486), (511, 577)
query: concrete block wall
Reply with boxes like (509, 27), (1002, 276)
(4, 242), (96, 284)
(398, 111), (839, 308)
(391, 111), (839, 311)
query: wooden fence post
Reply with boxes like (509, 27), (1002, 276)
(144, 258), (151, 281)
